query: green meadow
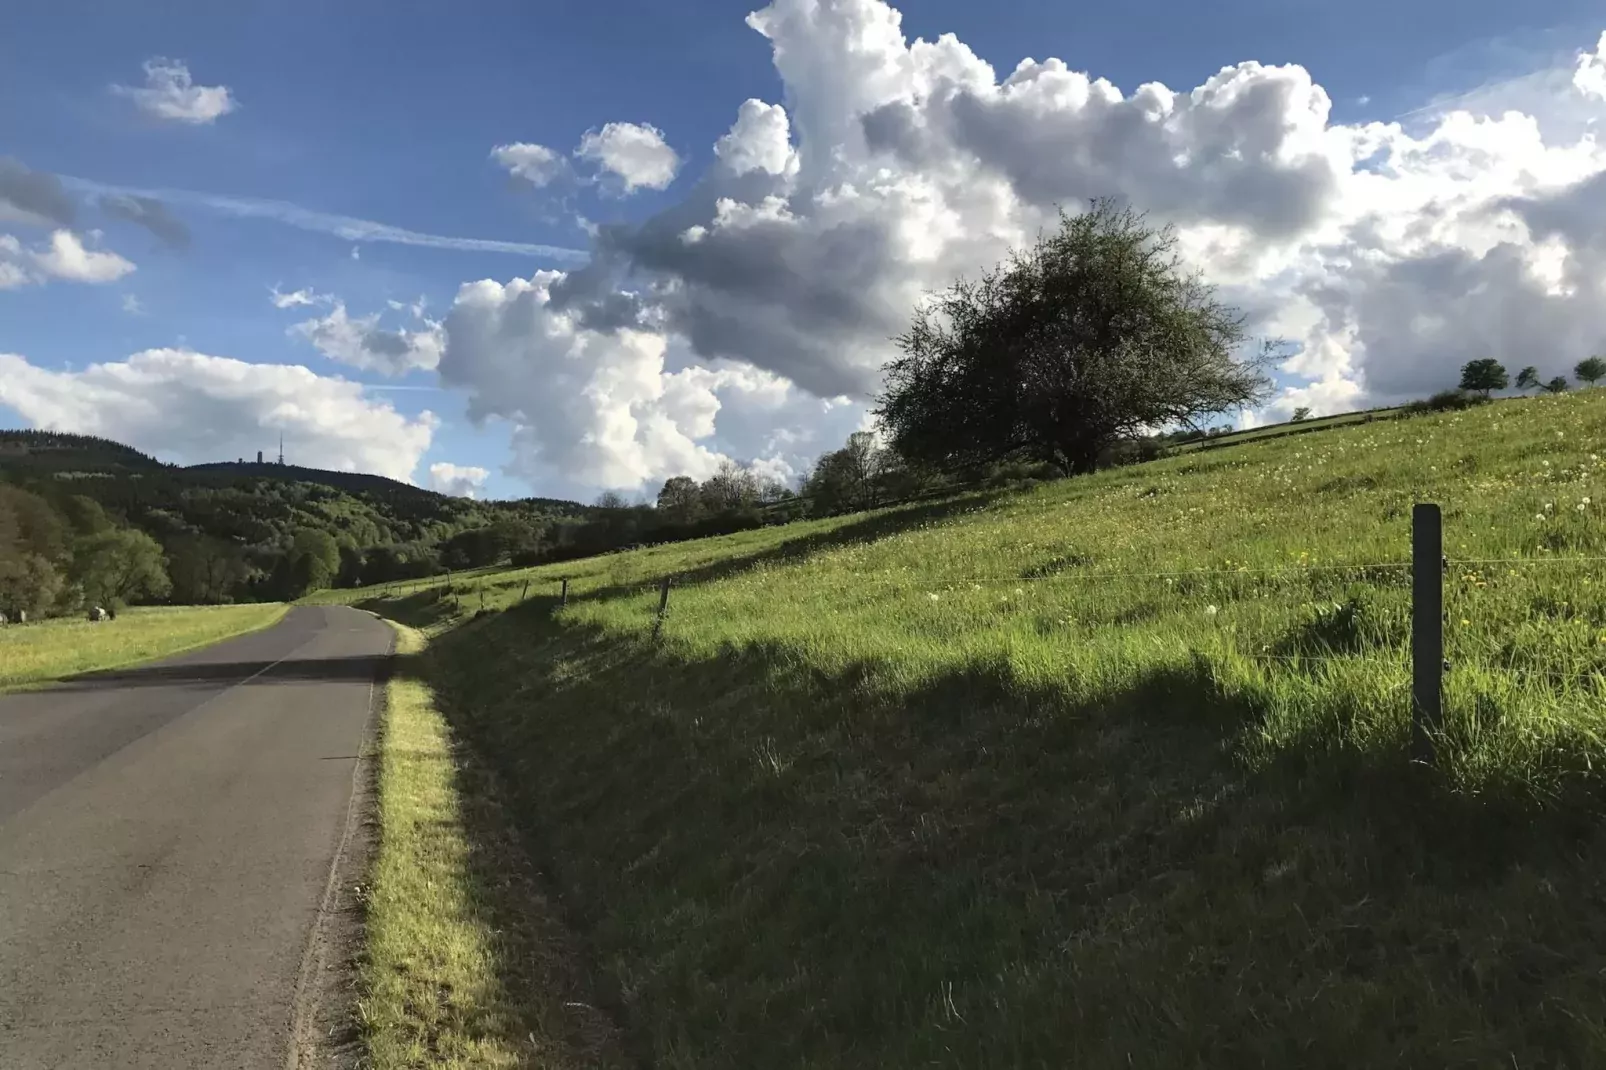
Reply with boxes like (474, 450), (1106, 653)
(335, 389), (1606, 1067)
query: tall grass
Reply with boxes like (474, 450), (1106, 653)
(0, 603), (288, 691)
(340, 389), (1606, 1067)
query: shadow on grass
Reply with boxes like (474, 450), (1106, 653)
(574, 491), (1009, 601)
(377, 601), (1606, 1070)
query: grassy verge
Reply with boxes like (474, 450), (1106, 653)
(339, 389), (1606, 1067)
(358, 624), (626, 1070)
(0, 602), (289, 692)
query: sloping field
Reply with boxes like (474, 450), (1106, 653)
(343, 389), (1606, 1067)
(0, 603), (289, 691)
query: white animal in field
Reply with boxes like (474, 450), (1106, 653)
(88, 605), (109, 622)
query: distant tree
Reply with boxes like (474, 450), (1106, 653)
(71, 528), (172, 606)
(1514, 366), (1541, 392)
(803, 432), (896, 514)
(1458, 358), (1509, 398)
(1544, 376), (1570, 395)
(1290, 407), (1312, 423)
(290, 550), (335, 596)
(0, 553), (64, 618)
(594, 490), (629, 510)
(655, 476), (705, 523)
(59, 494), (113, 535)
(289, 528), (340, 579)
(165, 534), (250, 604)
(877, 200), (1273, 475)
(336, 544), (366, 588)
(0, 484), (68, 563)
(700, 460), (761, 514)
(439, 527), (501, 570)
(1574, 356), (1606, 387)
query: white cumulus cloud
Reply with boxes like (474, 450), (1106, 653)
(113, 58), (237, 124)
(575, 122), (681, 192)
(0, 349), (436, 481)
(289, 300), (444, 375)
(533, 0), (1606, 422)
(437, 269), (864, 493)
(0, 229), (136, 287)
(491, 142), (567, 187)
(427, 462), (491, 498)
(269, 284), (329, 309)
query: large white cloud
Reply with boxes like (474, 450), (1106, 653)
(0, 349), (435, 481)
(0, 229), (136, 287)
(427, 462), (490, 498)
(1576, 32), (1606, 101)
(528, 0), (1606, 424)
(112, 58), (237, 125)
(437, 269), (864, 491)
(288, 300), (444, 375)
(575, 122), (682, 192)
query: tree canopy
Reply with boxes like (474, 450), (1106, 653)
(1459, 359), (1509, 397)
(1514, 366), (1541, 392)
(1575, 357), (1606, 386)
(876, 200), (1273, 475)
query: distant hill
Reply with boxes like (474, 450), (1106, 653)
(0, 429), (164, 473)
(0, 427), (596, 603)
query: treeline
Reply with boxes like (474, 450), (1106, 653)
(0, 458), (593, 613)
(0, 484), (172, 618)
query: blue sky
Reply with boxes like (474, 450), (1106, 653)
(3, 0), (1604, 500)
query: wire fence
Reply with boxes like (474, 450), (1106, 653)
(377, 502), (1603, 765)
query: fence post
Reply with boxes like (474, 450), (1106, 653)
(520, 579), (530, 602)
(653, 576), (672, 640)
(1412, 503), (1444, 765)
(560, 577), (569, 608)
(480, 585), (486, 611)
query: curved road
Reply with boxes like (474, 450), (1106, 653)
(0, 605), (393, 1069)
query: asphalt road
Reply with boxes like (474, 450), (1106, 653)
(0, 605), (394, 1069)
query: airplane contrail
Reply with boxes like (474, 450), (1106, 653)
(61, 176), (590, 263)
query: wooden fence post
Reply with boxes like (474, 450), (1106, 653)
(1412, 503), (1444, 765)
(653, 576), (672, 640)
(560, 577), (569, 608)
(520, 579), (530, 602)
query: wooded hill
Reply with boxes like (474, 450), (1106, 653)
(0, 429), (591, 611)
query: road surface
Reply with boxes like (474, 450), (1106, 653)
(0, 605), (394, 1069)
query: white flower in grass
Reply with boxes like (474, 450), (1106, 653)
(927, 592), (940, 602)
(1205, 605), (1219, 617)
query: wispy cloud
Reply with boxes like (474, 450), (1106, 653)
(59, 176), (589, 263)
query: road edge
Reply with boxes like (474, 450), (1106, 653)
(284, 615), (393, 1069)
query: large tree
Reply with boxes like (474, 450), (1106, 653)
(1514, 366), (1541, 392)
(1575, 356), (1606, 387)
(876, 200), (1273, 475)
(804, 432), (896, 514)
(1459, 358), (1509, 398)
(71, 528), (172, 606)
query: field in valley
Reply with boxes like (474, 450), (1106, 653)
(326, 390), (1606, 1067)
(0, 603), (290, 691)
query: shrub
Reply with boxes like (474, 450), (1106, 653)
(1403, 389), (1489, 415)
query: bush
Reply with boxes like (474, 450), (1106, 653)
(1403, 389), (1489, 415)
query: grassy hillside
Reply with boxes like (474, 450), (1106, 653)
(337, 389), (1606, 1067)
(0, 603), (289, 691)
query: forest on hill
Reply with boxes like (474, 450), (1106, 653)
(0, 429), (597, 614)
